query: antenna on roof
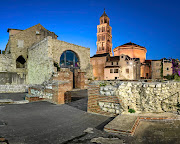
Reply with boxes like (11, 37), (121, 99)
(104, 8), (105, 12)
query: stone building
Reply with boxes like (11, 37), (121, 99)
(90, 53), (110, 80)
(90, 10), (141, 80)
(151, 59), (173, 79)
(104, 54), (140, 80)
(113, 42), (147, 63)
(0, 24), (92, 86)
(141, 60), (152, 79)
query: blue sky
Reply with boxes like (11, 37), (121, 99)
(0, 0), (180, 60)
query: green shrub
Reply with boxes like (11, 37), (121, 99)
(99, 83), (106, 87)
(174, 74), (180, 81)
(54, 62), (60, 71)
(128, 109), (136, 113)
(164, 74), (174, 80)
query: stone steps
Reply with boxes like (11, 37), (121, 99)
(0, 99), (29, 104)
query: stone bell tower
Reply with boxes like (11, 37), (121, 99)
(96, 9), (112, 56)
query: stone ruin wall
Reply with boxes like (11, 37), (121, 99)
(0, 54), (27, 93)
(27, 37), (54, 85)
(0, 54), (14, 72)
(0, 85), (28, 93)
(49, 38), (93, 80)
(88, 81), (180, 115)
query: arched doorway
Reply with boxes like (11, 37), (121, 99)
(16, 55), (26, 68)
(60, 50), (80, 88)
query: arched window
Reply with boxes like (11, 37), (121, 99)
(60, 50), (79, 68)
(16, 55), (26, 68)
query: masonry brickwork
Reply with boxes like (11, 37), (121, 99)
(88, 83), (121, 116)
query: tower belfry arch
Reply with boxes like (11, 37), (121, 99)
(96, 9), (112, 56)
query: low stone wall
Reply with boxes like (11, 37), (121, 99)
(0, 85), (28, 93)
(87, 84), (121, 116)
(0, 72), (26, 85)
(88, 80), (180, 115)
(116, 82), (180, 113)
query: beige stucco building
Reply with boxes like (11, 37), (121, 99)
(104, 54), (140, 80)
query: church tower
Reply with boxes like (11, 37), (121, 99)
(96, 9), (112, 56)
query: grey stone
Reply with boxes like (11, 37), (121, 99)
(83, 127), (94, 133)
(91, 137), (123, 144)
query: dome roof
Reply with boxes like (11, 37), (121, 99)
(119, 42), (145, 48)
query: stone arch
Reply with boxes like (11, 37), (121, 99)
(59, 50), (80, 69)
(16, 55), (26, 68)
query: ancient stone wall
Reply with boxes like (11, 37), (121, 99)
(88, 81), (180, 115)
(0, 54), (13, 72)
(0, 85), (28, 93)
(49, 38), (93, 79)
(8, 24), (56, 64)
(27, 69), (73, 104)
(88, 84), (121, 116)
(0, 72), (26, 85)
(27, 37), (54, 84)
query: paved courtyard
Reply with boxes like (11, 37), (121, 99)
(0, 93), (180, 144)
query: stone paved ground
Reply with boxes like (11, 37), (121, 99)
(133, 120), (180, 144)
(0, 93), (180, 144)
(0, 93), (26, 101)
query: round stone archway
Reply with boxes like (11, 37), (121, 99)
(60, 50), (80, 69)
(60, 50), (80, 88)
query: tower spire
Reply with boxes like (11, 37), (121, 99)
(96, 10), (112, 56)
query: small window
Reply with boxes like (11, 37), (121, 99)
(102, 27), (105, 32)
(111, 62), (113, 65)
(117, 62), (118, 65)
(17, 40), (24, 48)
(126, 69), (129, 74)
(114, 69), (118, 73)
(121, 56), (124, 58)
(101, 20), (103, 24)
(102, 47), (104, 50)
(167, 67), (169, 71)
(36, 31), (40, 34)
(110, 69), (113, 73)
